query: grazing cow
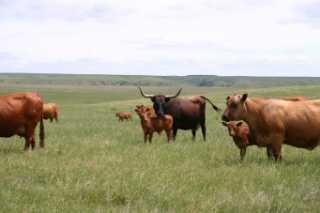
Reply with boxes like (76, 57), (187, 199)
(115, 112), (132, 121)
(138, 87), (220, 141)
(0, 92), (45, 150)
(222, 93), (320, 160)
(135, 105), (173, 143)
(222, 121), (251, 161)
(43, 103), (59, 122)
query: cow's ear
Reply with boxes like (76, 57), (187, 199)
(151, 97), (156, 102)
(236, 121), (243, 127)
(241, 94), (248, 102)
(221, 121), (227, 126)
(165, 97), (171, 102)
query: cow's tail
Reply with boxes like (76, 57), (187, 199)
(200, 96), (221, 112)
(39, 116), (45, 148)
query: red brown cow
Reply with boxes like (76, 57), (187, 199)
(222, 121), (251, 161)
(222, 93), (320, 161)
(43, 103), (59, 122)
(115, 112), (132, 121)
(135, 105), (173, 143)
(0, 92), (45, 150)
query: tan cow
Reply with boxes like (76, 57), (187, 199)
(115, 112), (132, 121)
(135, 105), (173, 143)
(222, 93), (320, 160)
(0, 92), (45, 150)
(43, 103), (59, 122)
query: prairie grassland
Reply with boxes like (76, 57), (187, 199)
(0, 84), (320, 212)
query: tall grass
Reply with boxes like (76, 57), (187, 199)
(0, 84), (319, 212)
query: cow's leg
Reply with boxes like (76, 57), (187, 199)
(240, 148), (246, 161)
(24, 136), (30, 151)
(144, 131), (148, 143)
(30, 134), (36, 150)
(166, 129), (173, 144)
(200, 122), (206, 141)
(173, 127), (178, 141)
(271, 143), (282, 161)
(148, 132), (153, 143)
(55, 112), (58, 122)
(50, 118), (53, 122)
(25, 126), (36, 151)
(266, 145), (273, 160)
(192, 129), (196, 141)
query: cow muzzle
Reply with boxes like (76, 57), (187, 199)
(222, 114), (229, 122)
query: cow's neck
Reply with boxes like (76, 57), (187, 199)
(242, 98), (265, 140)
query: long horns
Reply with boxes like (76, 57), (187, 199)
(138, 87), (154, 98)
(166, 88), (182, 99)
(138, 87), (182, 99)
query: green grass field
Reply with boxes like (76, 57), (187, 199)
(0, 78), (320, 212)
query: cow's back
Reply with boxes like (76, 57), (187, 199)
(250, 99), (320, 149)
(165, 98), (202, 129)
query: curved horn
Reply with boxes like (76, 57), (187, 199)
(138, 87), (154, 98)
(166, 88), (182, 99)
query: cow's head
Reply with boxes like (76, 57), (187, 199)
(222, 93), (248, 122)
(222, 121), (243, 137)
(138, 87), (182, 117)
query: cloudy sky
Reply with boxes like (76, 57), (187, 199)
(0, 0), (320, 76)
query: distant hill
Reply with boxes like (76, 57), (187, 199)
(0, 73), (320, 88)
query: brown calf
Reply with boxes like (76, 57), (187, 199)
(135, 105), (173, 143)
(43, 103), (59, 122)
(116, 112), (132, 121)
(222, 121), (251, 161)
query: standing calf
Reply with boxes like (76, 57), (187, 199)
(115, 112), (132, 121)
(135, 105), (173, 143)
(222, 121), (251, 161)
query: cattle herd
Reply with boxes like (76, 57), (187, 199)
(0, 88), (319, 162)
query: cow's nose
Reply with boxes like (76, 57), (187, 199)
(222, 115), (229, 121)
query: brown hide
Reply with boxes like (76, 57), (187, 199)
(43, 103), (59, 122)
(115, 112), (132, 121)
(135, 105), (173, 143)
(222, 93), (320, 160)
(0, 92), (45, 150)
(281, 96), (307, 101)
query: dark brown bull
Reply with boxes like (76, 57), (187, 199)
(0, 92), (45, 150)
(139, 87), (220, 141)
(222, 93), (320, 160)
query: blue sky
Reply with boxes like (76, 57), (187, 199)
(0, 0), (320, 76)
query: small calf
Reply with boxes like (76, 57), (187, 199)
(222, 121), (250, 161)
(115, 112), (132, 121)
(43, 103), (59, 122)
(135, 105), (173, 144)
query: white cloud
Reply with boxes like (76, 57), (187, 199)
(0, 0), (319, 76)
